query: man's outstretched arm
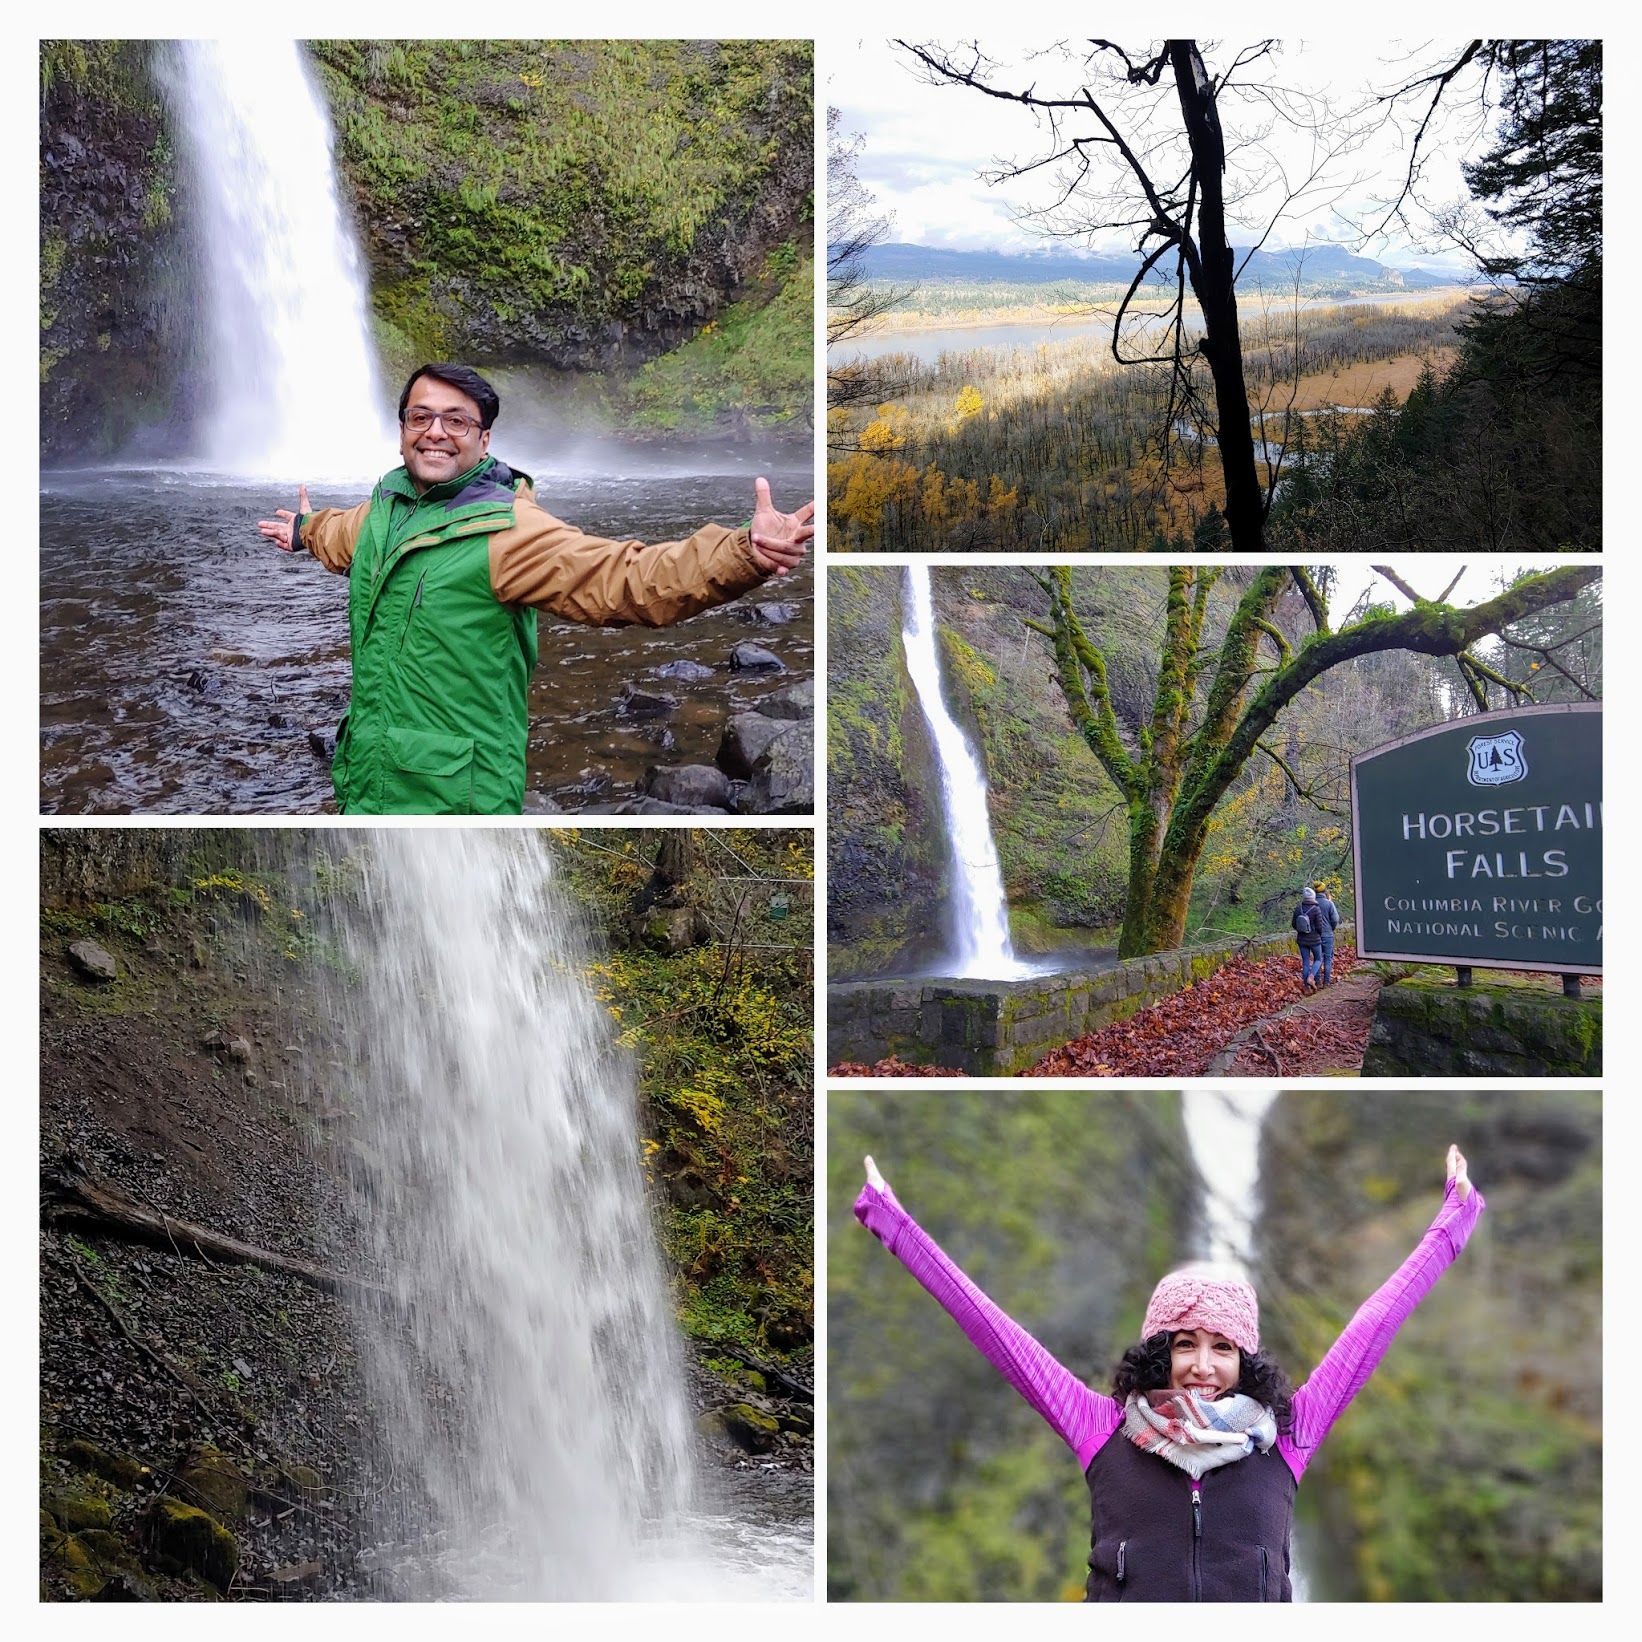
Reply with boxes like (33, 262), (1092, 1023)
(257, 485), (371, 574)
(489, 477), (812, 627)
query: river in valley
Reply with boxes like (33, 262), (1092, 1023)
(39, 446), (813, 814)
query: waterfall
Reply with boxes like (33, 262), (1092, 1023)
(902, 566), (1034, 979)
(1179, 1086), (1309, 1600)
(310, 831), (704, 1599)
(165, 41), (389, 477)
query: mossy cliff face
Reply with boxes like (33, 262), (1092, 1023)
(310, 40), (812, 376)
(825, 567), (947, 978)
(40, 40), (813, 460)
(39, 42), (188, 461)
(1257, 1089), (1601, 1601)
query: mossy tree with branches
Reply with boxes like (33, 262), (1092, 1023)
(1029, 563), (1601, 956)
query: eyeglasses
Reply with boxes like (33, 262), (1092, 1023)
(402, 408), (483, 437)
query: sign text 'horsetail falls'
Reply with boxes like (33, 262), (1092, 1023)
(1351, 704), (1602, 974)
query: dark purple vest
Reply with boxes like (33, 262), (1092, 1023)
(1083, 1434), (1297, 1601)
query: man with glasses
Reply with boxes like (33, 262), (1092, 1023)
(257, 362), (812, 814)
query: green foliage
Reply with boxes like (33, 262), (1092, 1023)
(554, 830), (813, 1359)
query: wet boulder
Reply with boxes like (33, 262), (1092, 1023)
(736, 721), (814, 815)
(522, 791), (564, 814)
(173, 1446), (248, 1521)
(728, 642), (784, 674)
(642, 765), (733, 811)
(696, 1403), (781, 1456)
(654, 659), (714, 682)
(62, 1440), (149, 1490)
(144, 1499), (238, 1593)
(67, 939), (119, 983)
(741, 601), (800, 626)
(715, 713), (790, 779)
(307, 729), (337, 761)
(759, 678), (814, 722)
(617, 683), (679, 719)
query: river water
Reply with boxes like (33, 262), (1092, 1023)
(39, 448), (813, 814)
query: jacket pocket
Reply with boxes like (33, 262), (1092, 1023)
(385, 724), (475, 814)
(1084, 1539), (1127, 1603)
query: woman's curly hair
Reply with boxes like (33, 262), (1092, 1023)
(1110, 1332), (1295, 1433)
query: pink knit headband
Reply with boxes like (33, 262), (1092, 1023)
(1142, 1265), (1260, 1354)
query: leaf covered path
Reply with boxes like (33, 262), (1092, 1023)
(1028, 944), (1368, 1078)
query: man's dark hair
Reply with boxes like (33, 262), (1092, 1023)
(1110, 1331), (1296, 1433)
(398, 363), (501, 429)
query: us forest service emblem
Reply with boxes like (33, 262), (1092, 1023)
(1466, 729), (1528, 787)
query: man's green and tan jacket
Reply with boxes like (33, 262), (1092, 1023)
(296, 456), (768, 814)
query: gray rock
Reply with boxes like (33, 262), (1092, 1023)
(716, 713), (790, 778)
(643, 765), (733, 810)
(307, 729), (337, 761)
(742, 601), (800, 626)
(522, 791), (563, 814)
(654, 659), (715, 682)
(728, 642), (784, 674)
(201, 1029), (253, 1063)
(737, 720), (815, 814)
(617, 683), (679, 719)
(67, 939), (118, 983)
(760, 678), (814, 722)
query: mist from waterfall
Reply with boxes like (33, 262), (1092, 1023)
(902, 566), (1035, 980)
(303, 831), (804, 1599)
(165, 41), (389, 478)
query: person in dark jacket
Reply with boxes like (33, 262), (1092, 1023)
(1291, 886), (1324, 993)
(1314, 884), (1341, 985)
(855, 1146), (1484, 1602)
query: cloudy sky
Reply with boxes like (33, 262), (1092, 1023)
(831, 38), (1508, 269)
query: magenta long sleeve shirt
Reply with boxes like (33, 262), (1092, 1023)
(854, 1174), (1485, 1481)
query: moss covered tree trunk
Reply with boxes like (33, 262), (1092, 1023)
(1033, 563), (1601, 960)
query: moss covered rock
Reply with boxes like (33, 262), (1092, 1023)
(145, 1499), (239, 1592)
(696, 1402), (781, 1455)
(43, 1490), (111, 1533)
(1362, 977), (1601, 1076)
(172, 1446), (249, 1521)
(61, 1438), (150, 1490)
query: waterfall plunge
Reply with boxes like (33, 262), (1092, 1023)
(166, 41), (390, 477)
(1179, 1086), (1309, 1600)
(316, 831), (708, 1599)
(902, 566), (1035, 980)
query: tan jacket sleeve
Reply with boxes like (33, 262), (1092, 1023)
(487, 491), (769, 627)
(296, 500), (372, 574)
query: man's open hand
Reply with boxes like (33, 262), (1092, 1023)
(749, 476), (814, 576)
(257, 484), (312, 552)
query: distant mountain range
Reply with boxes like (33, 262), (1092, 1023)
(855, 241), (1471, 292)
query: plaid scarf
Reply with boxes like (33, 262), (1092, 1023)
(1122, 1389), (1278, 1478)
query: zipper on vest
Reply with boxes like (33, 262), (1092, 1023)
(397, 569), (429, 655)
(1190, 1480), (1202, 1601)
(1115, 1541), (1126, 1584)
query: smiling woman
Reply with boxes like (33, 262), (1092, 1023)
(851, 1144), (1482, 1602)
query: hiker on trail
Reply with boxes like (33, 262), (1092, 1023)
(1291, 887), (1324, 993)
(1314, 884), (1341, 986)
(854, 1144), (1483, 1603)
(256, 362), (813, 815)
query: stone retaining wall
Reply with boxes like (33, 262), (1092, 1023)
(828, 928), (1310, 1075)
(1362, 977), (1601, 1076)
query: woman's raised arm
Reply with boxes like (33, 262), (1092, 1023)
(855, 1156), (1122, 1467)
(1281, 1145), (1485, 1479)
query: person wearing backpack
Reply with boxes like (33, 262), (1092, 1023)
(1314, 884), (1341, 985)
(1291, 886), (1323, 993)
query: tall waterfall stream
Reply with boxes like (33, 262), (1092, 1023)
(1180, 1086), (1309, 1600)
(291, 832), (809, 1599)
(163, 41), (389, 477)
(902, 566), (1036, 979)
